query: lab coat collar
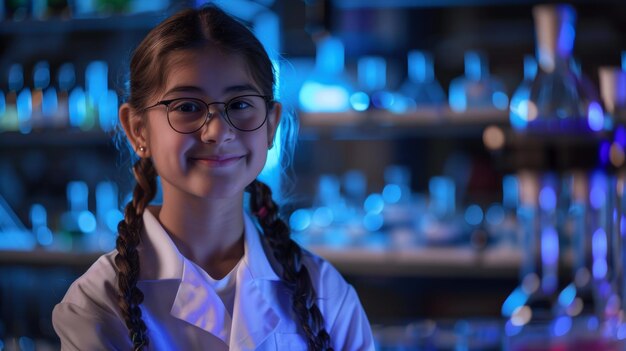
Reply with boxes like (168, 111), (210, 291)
(137, 208), (282, 348)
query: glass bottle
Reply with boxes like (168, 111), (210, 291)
(31, 61), (58, 130)
(510, 55), (538, 129)
(55, 62), (75, 129)
(523, 4), (602, 132)
(399, 50), (446, 114)
(298, 35), (354, 113)
(502, 172), (563, 331)
(598, 66), (626, 126)
(448, 50), (508, 113)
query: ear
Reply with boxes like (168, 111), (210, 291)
(119, 103), (150, 157)
(266, 101), (282, 148)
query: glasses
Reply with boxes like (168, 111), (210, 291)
(143, 94), (272, 133)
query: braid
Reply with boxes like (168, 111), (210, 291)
(247, 179), (333, 351)
(115, 158), (157, 350)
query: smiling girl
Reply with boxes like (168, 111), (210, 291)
(52, 4), (373, 351)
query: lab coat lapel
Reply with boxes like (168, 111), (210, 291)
(229, 265), (280, 350)
(228, 214), (282, 350)
(170, 259), (232, 345)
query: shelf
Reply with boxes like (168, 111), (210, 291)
(0, 13), (165, 35)
(0, 245), (522, 278)
(310, 245), (521, 278)
(0, 130), (115, 147)
(298, 108), (509, 140)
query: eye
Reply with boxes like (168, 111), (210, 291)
(227, 98), (253, 111)
(170, 99), (204, 113)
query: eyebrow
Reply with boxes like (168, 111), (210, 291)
(164, 84), (260, 96)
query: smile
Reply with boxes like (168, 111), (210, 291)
(189, 155), (245, 168)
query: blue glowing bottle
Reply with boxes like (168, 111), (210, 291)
(298, 36), (354, 114)
(502, 172), (562, 331)
(523, 4), (602, 132)
(510, 56), (538, 130)
(448, 51), (508, 114)
(1, 64), (31, 133)
(399, 50), (446, 115)
(31, 61), (58, 130)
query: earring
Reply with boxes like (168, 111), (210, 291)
(138, 146), (146, 152)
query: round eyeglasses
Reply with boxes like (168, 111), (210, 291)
(142, 94), (272, 133)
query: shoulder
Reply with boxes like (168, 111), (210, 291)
(57, 250), (120, 316)
(300, 247), (350, 300)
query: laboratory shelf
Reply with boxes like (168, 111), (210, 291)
(0, 13), (164, 35)
(0, 245), (522, 278)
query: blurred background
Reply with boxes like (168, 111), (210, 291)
(1, 0), (626, 349)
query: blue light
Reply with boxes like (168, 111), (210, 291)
(621, 215), (626, 236)
(0, 93), (5, 116)
(587, 101), (604, 132)
(503, 175), (519, 209)
(553, 316), (572, 337)
(618, 323), (626, 340)
(510, 96), (529, 129)
(464, 204), (483, 226)
(539, 186), (557, 211)
(505, 320), (523, 337)
(86, 61), (108, 105)
(17, 89), (32, 134)
(105, 209), (124, 233)
(492, 91), (509, 110)
(558, 283), (576, 307)
(615, 126), (626, 148)
(350, 91), (370, 111)
(68, 181), (88, 212)
(501, 287), (528, 317)
(429, 176), (455, 218)
(587, 316), (599, 331)
(312, 207), (333, 227)
(486, 204), (505, 226)
(299, 82), (351, 112)
(358, 56), (386, 91)
(363, 212), (384, 232)
(69, 87), (87, 128)
(449, 83), (467, 112)
(42, 88), (58, 118)
(592, 228), (608, 279)
(78, 211), (97, 233)
(541, 226), (559, 266)
(36, 226), (53, 246)
(30, 204), (47, 228)
(364, 193), (384, 214)
(599, 141), (611, 166)
(289, 209), (311, 232)
(58, 63), (76, 91)
(316, 36), (345, 75)
(589, 173), (606, 210)
(382, 184), (402, 204)
(557, 17), (576, 58)
(98, 90), (118, 132)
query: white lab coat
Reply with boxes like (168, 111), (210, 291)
(53, 209), (374, 350)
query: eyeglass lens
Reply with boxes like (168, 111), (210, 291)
(167, 95), (267, 133)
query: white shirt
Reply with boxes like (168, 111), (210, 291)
(53, 209), (374, 350)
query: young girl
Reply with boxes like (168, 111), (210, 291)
(52, 5), (374, 351)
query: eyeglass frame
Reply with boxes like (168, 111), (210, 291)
(141, 94), (274, 133)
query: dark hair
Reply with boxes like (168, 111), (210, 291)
(116, 5), (330, 350)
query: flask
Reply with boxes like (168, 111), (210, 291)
(298, 36), (354, 113)
(448, 50), (508, 113)
(399, 50), (446, 113)
(523, 4), (602, 132)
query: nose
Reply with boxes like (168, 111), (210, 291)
(200, 108), (235, 144)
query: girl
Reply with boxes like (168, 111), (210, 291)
(52, 4), (374, 351)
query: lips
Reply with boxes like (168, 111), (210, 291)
(189, 154), (245, 167)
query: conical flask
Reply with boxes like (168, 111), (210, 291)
(524, 4), (603, 132)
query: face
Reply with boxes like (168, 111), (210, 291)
(122, 48), (281, 201)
